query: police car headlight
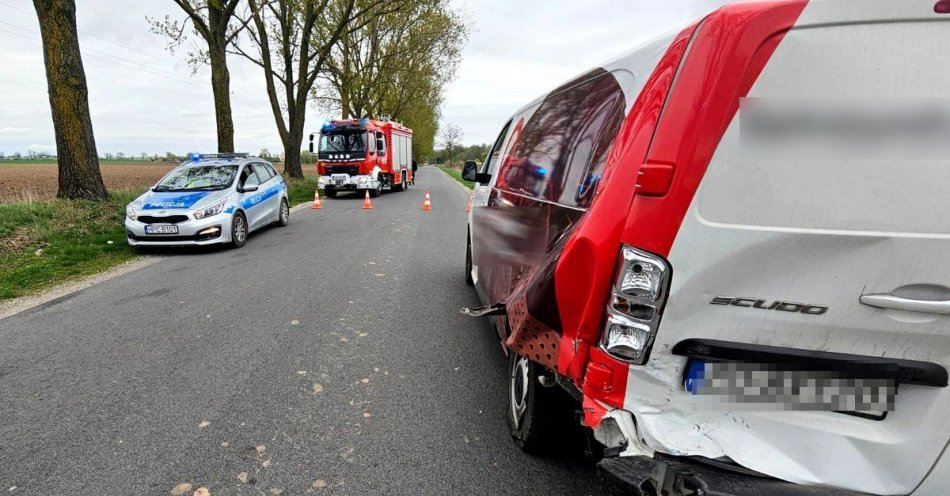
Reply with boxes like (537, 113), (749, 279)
(126, 206), (136, 221)
(193, 199), (227, 219)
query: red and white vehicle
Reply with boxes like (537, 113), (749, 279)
(310, 118), (414, 198)
(463, 1), (950, 494)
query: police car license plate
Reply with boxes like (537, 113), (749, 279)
(145, 225), (179, 234)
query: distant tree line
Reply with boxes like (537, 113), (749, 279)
(31, 0), (469, 200)
(433, 143), (489, 166)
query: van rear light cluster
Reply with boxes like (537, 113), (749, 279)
(602, 246), (671, 364)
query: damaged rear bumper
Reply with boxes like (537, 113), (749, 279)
(597, 455), (869, 496)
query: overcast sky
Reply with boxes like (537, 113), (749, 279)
(0, 0), (728, 156)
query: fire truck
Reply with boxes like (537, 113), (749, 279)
(309, 118), (414, 198)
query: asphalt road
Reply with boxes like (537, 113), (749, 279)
(0, 167), (601, 495)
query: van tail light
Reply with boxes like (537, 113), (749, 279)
(602, 246), (671, 364)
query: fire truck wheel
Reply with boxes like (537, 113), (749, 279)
(506, 351), (576, 454)
(370, 183), (382, 198)
(392, 173), (405, 192)
(465, 234), (474, 286)
(325, 189), (337, 198)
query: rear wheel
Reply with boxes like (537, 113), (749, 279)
(507, 352), (578, 453)
(230, 212), (248, 248)
(392, 172), (405, 192)
(276, 198), (289, 227)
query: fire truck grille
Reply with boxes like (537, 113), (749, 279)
(326, 166), (359, 176)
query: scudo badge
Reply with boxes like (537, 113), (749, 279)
(710, 296), (828, 315)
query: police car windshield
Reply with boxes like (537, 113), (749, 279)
(153, 165), (238, 192)
(319, 131), (366, 154)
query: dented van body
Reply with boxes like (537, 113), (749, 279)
(464, 1), (950, 494)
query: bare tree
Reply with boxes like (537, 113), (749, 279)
(313, 0), (466, 160)
(150, 0), (245, 153)
(230, 0), (400, 178)
(316, 0), (465, 119)
(439, 122), (462, 166)
(34, 0), (108, 200)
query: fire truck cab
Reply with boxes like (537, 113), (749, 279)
(310, 118), (413, 198)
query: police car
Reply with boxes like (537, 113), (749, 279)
(125, 153), (289, 248)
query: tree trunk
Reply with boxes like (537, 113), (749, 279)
(34, 0), (108, 200)
(209, 43), (235, 153)
(206, 0), (234, 154)
(283, 130), (303, 179)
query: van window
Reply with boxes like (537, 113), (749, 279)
(494, 69), (626, 208)
(482, 120), (512, 175)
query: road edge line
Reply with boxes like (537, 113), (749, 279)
(434, 166), (474, 196)
(0, 255), (163, 321)
(1, 200), (313, 321)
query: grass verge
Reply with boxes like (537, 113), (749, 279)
(0, 177), (320, 300)
(437, 165), (475, 190)
(0, 190), (142, 300)
(286, 176), (321, 206)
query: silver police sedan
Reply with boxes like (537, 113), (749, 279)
(125, 153), (290, 248)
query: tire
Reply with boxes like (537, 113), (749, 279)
(392, 173), (404, 192)
(506, 352), (577, 454)
(230, 212), (248, 248)
(276, 198), (289, 227)
(370, 182), (382, 198)
(465, 234), (474, 286)
(325, 189), (337, 199)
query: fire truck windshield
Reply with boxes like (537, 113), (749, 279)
(319, 131), (367, 159)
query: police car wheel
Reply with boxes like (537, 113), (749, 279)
(230, 212), (248, 248)
(277, 198), (290, 227)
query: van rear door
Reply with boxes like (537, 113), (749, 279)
(633, 2), (950, 494)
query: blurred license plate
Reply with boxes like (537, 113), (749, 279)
(145, 225), (179, 234)
(684, 360), (895, 413)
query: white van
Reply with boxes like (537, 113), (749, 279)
(462, 1), (950, 494)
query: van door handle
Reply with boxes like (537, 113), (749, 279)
(859, 293), (950, 315)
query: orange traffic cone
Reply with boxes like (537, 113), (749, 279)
(311, 190), (322, 209)
(465, 195), (473, 213)
(362, 190), (373, 209)
(422, 190), (432, 211)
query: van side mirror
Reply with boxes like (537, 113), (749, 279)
(462, 161), (478, 181)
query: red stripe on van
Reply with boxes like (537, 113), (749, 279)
(555, 23), (699, 389)
(556, 1), (808, 412)
(625, 1), (808, 258)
